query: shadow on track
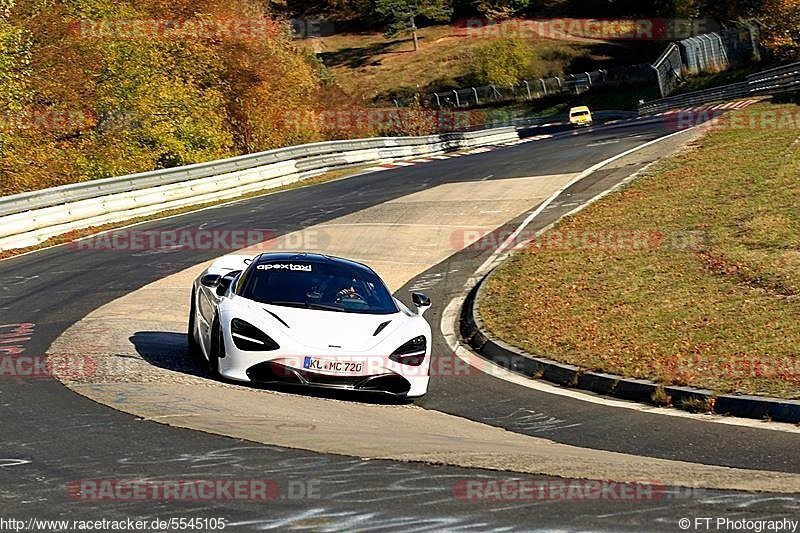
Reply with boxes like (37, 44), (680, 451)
(130, 331), (413, 406)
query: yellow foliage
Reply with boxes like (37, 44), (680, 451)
(761, 0), (800, 60)
(0, 0), (327, 195)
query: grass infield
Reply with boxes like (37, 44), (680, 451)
(480, 102), (800, 400)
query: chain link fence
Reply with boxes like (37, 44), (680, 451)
(679, 26), (759, 76)
(653, 24), (761, 96)
(397, 24), (762, 108)
(424, 63), (655, 109)
(653, 43), (683, 97)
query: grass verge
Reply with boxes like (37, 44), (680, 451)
(480, 102), (800, 399)
(315, 24), (659, 101)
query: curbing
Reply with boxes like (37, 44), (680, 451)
(457, 128), (800, 424)
(461, 273), (800, 424)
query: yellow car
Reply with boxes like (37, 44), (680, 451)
(569, 106), (593, 128)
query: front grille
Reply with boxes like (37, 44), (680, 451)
(246, 361), (411, 396)
(295, 368), (365, 387)
(359, 374), (411, 395)
(246, 361), (303, 384)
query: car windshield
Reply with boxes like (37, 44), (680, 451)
(571, 110), (589, 117)
(237, 260), (398, 315)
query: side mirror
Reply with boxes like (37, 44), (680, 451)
(411, 292), (432, 316)
(216, 271), (242, 297)
(217, 279), (232, 297)
(200, 274), (221, 288)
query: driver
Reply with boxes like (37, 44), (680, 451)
(336, 280), (364, 301)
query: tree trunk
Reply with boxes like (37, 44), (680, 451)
(410, 15), (418, 51)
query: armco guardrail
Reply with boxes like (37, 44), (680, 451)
(0, 127), (518, 251)
(638, 81), (750, 115)
(424, 64), (654, 109)
(461, 110), (638, 131)
(639, 60), (800, 115)
(747, 62), (800, 94)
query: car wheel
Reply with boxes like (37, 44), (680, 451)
(187, 288), (202, 358)
(208, 315), (223, 378)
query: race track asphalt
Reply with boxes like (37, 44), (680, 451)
(2, 121), (798, 531)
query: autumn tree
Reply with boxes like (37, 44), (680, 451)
(470, 0), (529, 18)
(374, 0), (453, 51)
(760, 0), (800, 60)
(0, 0), (330, 196)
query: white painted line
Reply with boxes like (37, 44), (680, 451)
(442, 299), (800, 434)
(472, 127), (694, 279)
(586, 139), (620, 147)
(439, 125), (800, 434)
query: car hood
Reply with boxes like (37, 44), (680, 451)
(255, 301), (410, 352)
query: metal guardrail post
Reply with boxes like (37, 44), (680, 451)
(524, 80), (532, 100)
(472, 87), (479, 106)
(453, 89), (460, 107)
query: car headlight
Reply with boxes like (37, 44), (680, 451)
(230, 318), (280, 351)
(389, 336), (427, 366)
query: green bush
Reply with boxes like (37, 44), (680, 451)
(467, 38), (536, 87)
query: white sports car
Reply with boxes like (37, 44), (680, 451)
(188, 253), (433, 397)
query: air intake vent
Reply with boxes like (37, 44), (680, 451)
(373, 321), (391, 336)
(264, 309), (290, 328)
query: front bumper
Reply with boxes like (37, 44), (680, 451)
(218, 350), (430, 398)
(244, 361), (414, 396)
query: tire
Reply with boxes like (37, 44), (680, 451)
(208, 315), (223, 378)
(187, 288), (202, 358)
